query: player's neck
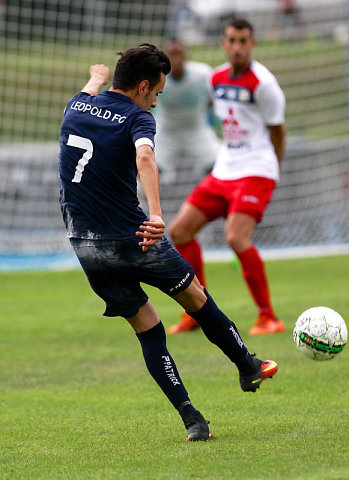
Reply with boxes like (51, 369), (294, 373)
(230, 61), (251, 77)
(171, 70), (184, 80)
(109, 87), (135, 101)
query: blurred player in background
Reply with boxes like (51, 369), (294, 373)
(168, 18), (286, 336)
(155, 39), (220, 185)
(58, 43), (278, 442)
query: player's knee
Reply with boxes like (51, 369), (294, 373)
(168, 221), (192, 245)
(225, 230), (246, 252)
(174, 278), (206, 312)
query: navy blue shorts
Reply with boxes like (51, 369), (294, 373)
(70, 235), (194, 318)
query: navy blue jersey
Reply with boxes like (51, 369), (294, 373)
(59, 90), (156, 238)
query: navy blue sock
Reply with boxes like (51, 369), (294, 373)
(188, 289), (253, 370)
(136, 322), (198, 417)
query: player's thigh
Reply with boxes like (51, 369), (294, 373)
(169, 201), (208, 243)
(127, 301), (160, 333)
(71, 239), (149, 319)
(169, 176), (228, 242)
(172, 275), (206, 312)
(127, 235), (195, 298)
(75, 235), (194, 303)
(227, 176), (275, 224)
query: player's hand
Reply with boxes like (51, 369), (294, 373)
(89, 64), (110, 86)
(136, 215), (165, 252)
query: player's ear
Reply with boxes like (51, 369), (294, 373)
(139, 80), (149, 94)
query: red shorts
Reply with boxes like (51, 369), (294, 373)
(186, 174), (276, 223)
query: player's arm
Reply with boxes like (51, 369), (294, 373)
(135, 144), (165, 252)
(81, 64), (110, 96)
(257, 79), (286, 166)
(268, 123), (286, 166)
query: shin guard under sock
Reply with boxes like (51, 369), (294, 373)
(136, 322), (197, 414)
(188, 289), (250, 369)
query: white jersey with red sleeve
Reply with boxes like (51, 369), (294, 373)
(210, 60), (285, 181)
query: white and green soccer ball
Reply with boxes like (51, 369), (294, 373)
(293, 306), (347, 361)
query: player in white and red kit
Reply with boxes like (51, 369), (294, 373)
(168, 18), (286, 335)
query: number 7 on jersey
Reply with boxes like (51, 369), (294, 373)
(67, 134), (93, 183)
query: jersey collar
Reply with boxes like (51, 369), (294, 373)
(100, 90), (133, 103)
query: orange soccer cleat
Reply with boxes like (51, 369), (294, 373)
(248, 313), (285, 336)
(167, 312), (200, 334)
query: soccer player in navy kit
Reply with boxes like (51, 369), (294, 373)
(59, 44), (278, 442)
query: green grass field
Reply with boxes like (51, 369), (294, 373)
(1, 255), (348, 480)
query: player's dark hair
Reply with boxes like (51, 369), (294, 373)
(113, 43), (171, 91)
(223, 18), (254, 36)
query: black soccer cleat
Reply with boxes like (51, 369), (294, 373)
(239, 356), (278, 393)
(183, 412), (212, 442)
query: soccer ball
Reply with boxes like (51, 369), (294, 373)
(293, 306), (347, 361)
